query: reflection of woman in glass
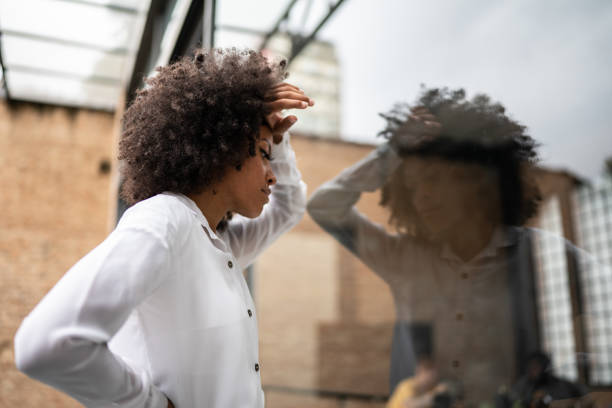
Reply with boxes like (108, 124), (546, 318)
(15, 49), (313, 408)
(308, 87), (544, 405)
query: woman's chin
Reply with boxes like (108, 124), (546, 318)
(239, 205), (265, 219)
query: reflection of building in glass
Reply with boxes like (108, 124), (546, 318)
(574, 175), (612, 384)
(533, 170), (612, 386)
(533, 196), (578, 380)
(265, 34), (341, 139)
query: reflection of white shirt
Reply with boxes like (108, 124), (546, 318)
(307, 144), (539, 403)
(15, 135), (306, 408)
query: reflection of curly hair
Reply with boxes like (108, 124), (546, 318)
(379, 87), (541, 234)
(119, 48), (287, 204)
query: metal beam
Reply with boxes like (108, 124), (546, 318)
(170, 0), (204, 60)
(259, 0), (299, 51)
(259, 0), (347, 63)
(53, 0), (140, 14)
(0, 33), (11, 100)
(126, 0), (166, 104)
(0, 29), (129, 55)
(3, 64), (122, 86)
(289, 0), (345, 61)
(216, 24), (266, 37)
(202, 0), (216, 49)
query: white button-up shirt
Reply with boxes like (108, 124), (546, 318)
(15, 134), (307, 408)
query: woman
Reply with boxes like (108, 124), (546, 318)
(15, 48), (313, 408)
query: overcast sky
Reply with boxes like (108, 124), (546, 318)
(217, 0), (612, 179)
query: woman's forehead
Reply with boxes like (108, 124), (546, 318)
(403, 157), (454, 173)
(402, 156), (490, 178)
(258, 125), (273, 143)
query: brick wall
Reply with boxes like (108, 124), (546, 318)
(0, 112), (394, 408)
(257, 135), (396, 406)
(0, 101), (116, 407)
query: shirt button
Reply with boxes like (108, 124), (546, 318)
(255, 363), (260, 372)
(248, 309), (253, 317)
(452, 360), (460, 368)
(456, 312), (464, 321)
(461, 272), (469, 279)
(228, 260), (233, 268)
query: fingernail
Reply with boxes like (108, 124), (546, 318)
(299, 88), (305, 93)
(300, 101), (307, 108)
(309, 99), (315, 106)
(289, 117), (297, 123)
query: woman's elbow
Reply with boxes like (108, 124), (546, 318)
(14, 320), (49, 378)
(306, 193), (329, 224)
(287, 182), (308, 224)
(14, 318), (72, 379)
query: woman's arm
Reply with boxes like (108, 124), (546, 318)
(14, 225), (175, 408)
(306, 143), (404, 276)
(221, 82), (310, 267)
(224, 131), (307, 268)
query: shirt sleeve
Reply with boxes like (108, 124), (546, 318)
(306, 142), (406, 279)
(223, 132), (307, 268)
(14, 226), (173, 408)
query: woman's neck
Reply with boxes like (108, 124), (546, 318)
(187, 187), (228, 234)
(444, 216), (497, 262)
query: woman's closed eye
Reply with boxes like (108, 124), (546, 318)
(260, 148), (274, 161)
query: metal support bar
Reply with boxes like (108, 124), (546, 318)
(202, 0), (216, 49)
(54, 0), (140, 14)
(3, 64), (122, 86)
(126, 0), (166, 104)
(216, 24), (266, 36)
(259, 0), (347, 63)
(170, 0), (204, 60)
(289, 0), (345, 61)
(0, 29), (129, 55)
(259, 0), (299, 51)
(0, 33), (10, 100)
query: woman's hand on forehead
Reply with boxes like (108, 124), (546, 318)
(264, 82), (314, 143)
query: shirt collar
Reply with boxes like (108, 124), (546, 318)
(440, 226), (519, 263)
(161, 192), (219, 239)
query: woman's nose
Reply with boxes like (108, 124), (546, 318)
(267, 169), (277, 186)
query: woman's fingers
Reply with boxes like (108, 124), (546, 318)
(270, 82), (303, 93)
(272, 116), (298, 143)
(265, 91), (312, 105)
(265, 98), (310, 112)
(265, 112), (283, 129)
(264, 82), (311, 137)
(406, 108), (441, 136)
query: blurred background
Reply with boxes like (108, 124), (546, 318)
(1, 0), (611, 407)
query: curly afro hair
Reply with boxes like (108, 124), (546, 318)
(119, 48), (287, 204)
(379, 86), (541, 234)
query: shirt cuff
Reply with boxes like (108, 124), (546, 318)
(270, 131), (302, 185)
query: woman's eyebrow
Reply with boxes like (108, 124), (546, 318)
(262, 139), (272, 155)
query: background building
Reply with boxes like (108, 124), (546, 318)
(266, 34), (341, 139)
